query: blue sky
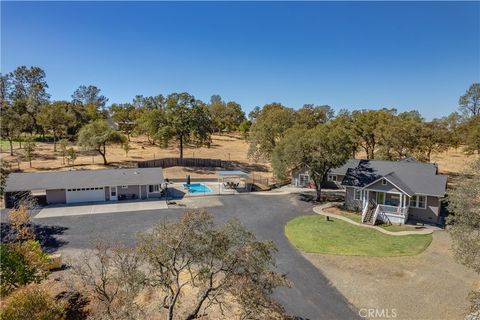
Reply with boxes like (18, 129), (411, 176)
(2, 1), (479, 119)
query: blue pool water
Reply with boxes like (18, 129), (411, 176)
(183, 183), (213, 194)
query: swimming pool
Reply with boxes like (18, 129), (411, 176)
(183, 183), (213, 194)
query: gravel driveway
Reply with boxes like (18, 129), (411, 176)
(29, 193), (359, 320)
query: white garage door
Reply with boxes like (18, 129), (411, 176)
(66, 187), (105, 204)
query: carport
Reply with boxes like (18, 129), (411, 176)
(217, 170), (252, 192)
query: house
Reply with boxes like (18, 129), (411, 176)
(342, 159), (447, 225)
(291, 159), (360, 189)
(4, 168), (165, 208)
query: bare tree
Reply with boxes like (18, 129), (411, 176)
(137, 209), (289, 320)
(73, 242), (146, 320)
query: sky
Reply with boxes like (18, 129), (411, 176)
(2, 1), (479, 119)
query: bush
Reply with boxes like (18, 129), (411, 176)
(0, 285), (66, 320)
(0, 241), (50, 295)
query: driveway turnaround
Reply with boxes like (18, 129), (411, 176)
(32, 194), (359, 319)
(34, 200), (168, 218)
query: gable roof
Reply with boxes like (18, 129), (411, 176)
(5, 168), (164, 192)
(342, 159), (447, 197)
(362, 172), (415, 196)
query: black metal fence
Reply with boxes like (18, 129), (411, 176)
(137, 157), (227, 169)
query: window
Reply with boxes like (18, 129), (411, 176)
(418, 196), (426, 208)
(149, 185), (159, 193)
(410, 195), (427, 209)
(328, 175), (337, 182)
(382, 179), (387, 185)
(354, 189), (362, 200)
(299, 174), (309, 186)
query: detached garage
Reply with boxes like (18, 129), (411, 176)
(4, 168), (165, 207)
(66, 187), (105, 204)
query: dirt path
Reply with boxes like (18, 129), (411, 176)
(304, 231), (479, 320)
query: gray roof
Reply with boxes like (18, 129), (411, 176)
(5, 168), (164, 192)
(329, 159), (361, 175)
(342, 159), (447, 197)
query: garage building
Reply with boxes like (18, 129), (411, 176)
(4, 168), (165, 208)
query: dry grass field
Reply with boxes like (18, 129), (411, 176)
(1, 134), (477, 184)
(0, 134), (272, 179)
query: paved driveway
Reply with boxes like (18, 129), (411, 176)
(31, 193), (359, 319)
(35, 199), (168, 218)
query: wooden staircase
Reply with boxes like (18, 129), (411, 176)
(362, 200), (377, 225)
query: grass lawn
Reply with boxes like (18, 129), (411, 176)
(285, 215), (432, 257)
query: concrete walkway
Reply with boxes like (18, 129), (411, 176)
(34, 200), (168, 218)
(313, 202), (435, 236)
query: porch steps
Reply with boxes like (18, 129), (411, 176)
(362, 201), (377, 225)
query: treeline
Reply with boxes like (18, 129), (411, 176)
(247, 84), (480, 163)
(1, 65), (478, 167)
(0, 66), (249, 163)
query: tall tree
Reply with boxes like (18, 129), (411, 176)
(439, 112), (463, 150)
(71, 85), (108, 121)
(208, 96), (246, 133)
(459, 83), (480, 118)
(417, 120), (450, 161)
(7, 66), (50, 133)
(208, 95), (226, 133)
(463, 116), (480, 155)
(0, 106), (23, 156)
(155, 92), (212, 159)
(37, 101), (74, 151)
(247, 103), (295, 161)
(0, 74), (10, 109)
(351, 109), (396, 159)
(110, 103), (137, 141)
(294, 104), (334, 129)
(377, 111), (422, 160)
(77, 120), (125, 165)
(134, 108), (165, 145)
(272, 122), (355, 201)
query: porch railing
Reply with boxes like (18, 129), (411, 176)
(377, 204), (409, 216)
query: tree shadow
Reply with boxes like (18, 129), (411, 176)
(1, 222), (69, 253)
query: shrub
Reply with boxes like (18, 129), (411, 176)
(0, 241), (50, 295)
(0, 285), (66, 320)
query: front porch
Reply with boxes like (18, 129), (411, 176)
(361, 189), (409, 225)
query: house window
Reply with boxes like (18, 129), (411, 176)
(299, 174), (309, 186)
(410, 195), (427, 209)
(382, 179), (387, 185)
(328, 175), (337, 182)
(354, 189), (362, 200)
(149, 185), (159, 193)
(418, 195), (426, 208)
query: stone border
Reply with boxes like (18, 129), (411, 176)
(313, 202), (435, 236)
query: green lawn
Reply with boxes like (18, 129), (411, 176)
(285, 215), (432, 257)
